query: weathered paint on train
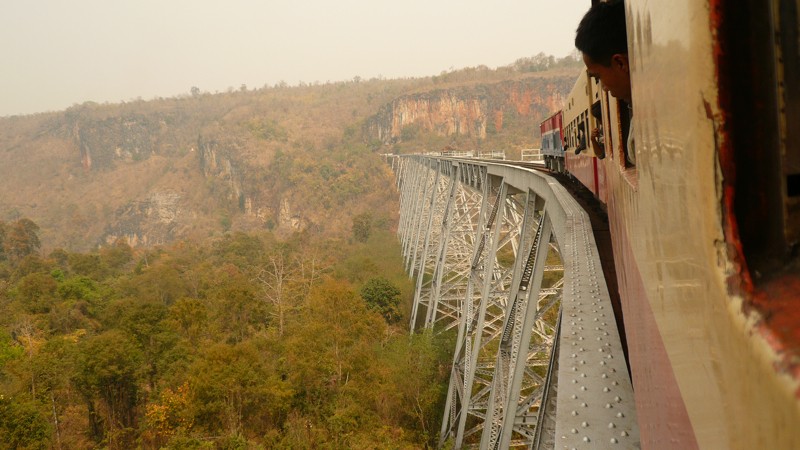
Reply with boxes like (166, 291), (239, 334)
(601, 1), (800, 449)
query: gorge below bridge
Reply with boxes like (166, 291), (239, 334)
(390, 155), (640, 449)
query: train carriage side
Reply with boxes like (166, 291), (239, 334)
(539, 111), (565, 172)
(563, 71), (607, 203)
(592, 0), (800, 449)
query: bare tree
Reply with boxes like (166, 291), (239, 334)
(255, 254), (294, 338)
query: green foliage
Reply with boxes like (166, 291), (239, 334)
(103, 299), (179, 389)
(247, 118), (288, 142)
(285, 279), (385, 417)
(100, 240), (133, 273)
(0, 329), (24, 367)
(352, 212), (372, 243)
(67, 253), (106, 279)
(57, 276), (103, 302)
(0, 54), (583, 447)
(206, 265), (268, 343)
(0, 396), (51, 450)
(14, 272), (58, 313)
(187, 341), (291, 437)
(365, 329), (453, 446)
(75, 330), (144, 446)
(360, 277), (401, 324)
(0, 220), (450, 448)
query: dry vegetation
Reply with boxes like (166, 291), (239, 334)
(0, 52), (583, 448)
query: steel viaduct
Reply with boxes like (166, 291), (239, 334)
(390, 155), (640, 449)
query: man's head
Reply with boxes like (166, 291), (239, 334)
(575, 0), (631, 103)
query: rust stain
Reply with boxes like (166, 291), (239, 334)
(708, 0), (754, 297)
(751, 274), (800, 396)
(710, 0), (800, 393)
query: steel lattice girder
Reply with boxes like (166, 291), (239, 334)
(392, 156), (639, 450)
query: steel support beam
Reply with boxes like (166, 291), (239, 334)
(391, 156), (639, 449)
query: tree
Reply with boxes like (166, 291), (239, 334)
(4, 218), (41, 262)
(285, 279), (384, 414)
(29, 337), (80, 450)
(100, 240), (133, 274)
(255, 254), (292, 338)
(352, 213), (372, 243)
(207, 264), (267, 343)
(75, 330), (143, 446)
(103, 299), (178, 390)
(187, 341), (291, 438)
(369, 330), (451, 446)
(168, 297), (209, 345)
(359, 277), (401, 324)
(0, 396), (51, 449)
(142, 383), (194, 448)
(15, 272), (58, 313)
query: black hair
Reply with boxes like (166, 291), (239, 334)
(575, 0), (628, 66)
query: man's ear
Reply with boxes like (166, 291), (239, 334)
(611, 53), (630, 73)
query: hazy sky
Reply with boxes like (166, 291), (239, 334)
(1, 1), (588, 117)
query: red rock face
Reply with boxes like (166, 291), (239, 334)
(363, 77), (574, 146)
(389, 94), (487, 140)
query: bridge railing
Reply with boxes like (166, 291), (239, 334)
(392, 154), (639, 449)
(521, 148), (544, 163)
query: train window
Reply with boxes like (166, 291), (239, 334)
(789, 174), (800, 197)
(620, 101), (634, 167)
(778, 0), (799, 247)
(722, 0), (799, 279)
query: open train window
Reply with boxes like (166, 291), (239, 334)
(619, 101), (634, 167)
(777, 0), (799, 249)
(721, 0), (799, 280)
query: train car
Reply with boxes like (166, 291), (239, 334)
(562, 69), (608, 203)
(539, 111), (564, 172)
(579, 0), (800, 449)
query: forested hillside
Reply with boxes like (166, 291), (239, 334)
(0, 218), (455, 448)
(0, 53), (580, 253)
(0, 53), (581, 448)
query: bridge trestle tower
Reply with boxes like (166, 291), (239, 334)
(394, 155), (639, 449)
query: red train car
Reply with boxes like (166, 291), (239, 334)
(539, 111), (564, 173)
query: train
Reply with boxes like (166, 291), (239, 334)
(540, 0), (800, 448)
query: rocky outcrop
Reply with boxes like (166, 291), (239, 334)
(104, 191), (183, 247)
(278, 198), (304, 231)
(366, 91), (487, 144)
(71, 114), (165, 170)
(364, 77), (570, 146)
(197, 136), (276, 229)
(198, 137), (244, 205)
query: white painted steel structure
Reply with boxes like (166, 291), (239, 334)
(393, 155), (639, 449)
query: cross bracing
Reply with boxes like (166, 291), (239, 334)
(393, 155), (639, 449)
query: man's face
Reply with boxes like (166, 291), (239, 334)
(583, 53), (632, 103)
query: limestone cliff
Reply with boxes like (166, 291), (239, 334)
(364, 76), (571, 148)
(68, 112), (187, 171)
(104, 191), (184, 247)
(198, 137), (245, 207)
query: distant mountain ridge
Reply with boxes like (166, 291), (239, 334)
(0, 58), (581, 251)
